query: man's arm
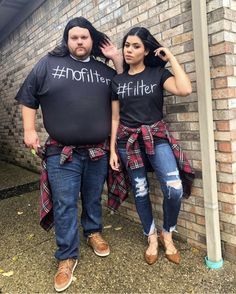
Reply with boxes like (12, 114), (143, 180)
(22, 105), (40, 151)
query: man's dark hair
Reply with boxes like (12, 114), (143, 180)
(50, 17), (109, 60)
(122, 27), (167, 71)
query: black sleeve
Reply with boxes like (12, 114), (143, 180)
(160, 68), (173, 89)
(15, 56), (48, 109)
(111, 79), (119, 101)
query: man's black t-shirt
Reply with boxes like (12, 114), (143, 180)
(112, 66), (173, 128)
(15, 54), (115, 145)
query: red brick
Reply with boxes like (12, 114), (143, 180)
(211, 66), (234, 78)
(223, 243), (236, 259)
(222, 222), (236, 235)
(214, 77), (228, 88)
(218, 192), (236, 204)
(219, 183), (236, 194)
(177, 218), (186, 227)
(187, 239), (207, 250)
(221, 203), (236, 214)
(210, 42), (234, 56)
(172, 31), (193, 45)
(233, 151), (236, 161)
(187, 229), (199, 240)
(219, 163), (233, 173)
(196, 215), (205, 225)
(216, 121), (230, 131)
(216, 152), (232, 162)
(184, 203), (205, 216)
(231, 132), (236, 140)
(218, 142), (232, 152)
(229, 119), (236, 131)
(215, 131), (231, 141)
(190, 187), (203, 197)
(212, 88), (236, 99)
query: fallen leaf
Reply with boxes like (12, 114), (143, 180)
(192, 247), (199, 254)
(12, 256), (18, 262)
(31, 149), (36, 156)
(104, 225), (112, 229)
(27, 234), (35, 240)
(114, 227), (122, 231)
(2, 271), (14, 277)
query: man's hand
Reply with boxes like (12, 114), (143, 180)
(22, 106), (40, 152)
(24, 129), (40, 151)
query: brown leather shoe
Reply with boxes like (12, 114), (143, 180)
(144, 251), (158, 265)
(87, 232), (110, 257)
(159, 231), (180, 264)
(144, 232), (158, 265)
(54, 258), (78, 292)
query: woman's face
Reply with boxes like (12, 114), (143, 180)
(123, 35), (149, 67)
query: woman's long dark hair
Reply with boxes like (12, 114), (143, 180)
(50, 17), (109, 60)
(122, 27), (167, 71)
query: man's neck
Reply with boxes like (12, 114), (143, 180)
(70, 54), (90, 62)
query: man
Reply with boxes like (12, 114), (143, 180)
(15, 17), (123, 292)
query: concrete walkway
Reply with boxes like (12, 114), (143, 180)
(0, 160), (236, 293)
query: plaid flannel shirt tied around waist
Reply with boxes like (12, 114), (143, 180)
(107, 120), (195, 210)
(40, 138), (109, 231)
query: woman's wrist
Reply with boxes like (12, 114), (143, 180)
(168, 54), (177, 64)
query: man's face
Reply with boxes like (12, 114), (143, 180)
(67, 27), (93, 59)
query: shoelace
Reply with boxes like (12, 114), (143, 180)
(160, 235), (177, 254)
(147, 232), (158, 255)
(57, 260), (74, 277)
(89, 233), (107, 245)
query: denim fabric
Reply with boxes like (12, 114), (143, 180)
(118, 142), (183, 234)
(47, 150), (108, 260)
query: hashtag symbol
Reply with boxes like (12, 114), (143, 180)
(117, 83), (127, 99)
(52, 66), (66, 79)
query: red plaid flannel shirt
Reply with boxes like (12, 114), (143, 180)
(107, 120), (195, 210)
(40, 138), (109, 231)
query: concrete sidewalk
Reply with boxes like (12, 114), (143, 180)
(0, 161), (236, 293)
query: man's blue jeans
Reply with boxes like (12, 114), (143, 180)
(118, 142), (183, 235)
(47, 150), (108, 260)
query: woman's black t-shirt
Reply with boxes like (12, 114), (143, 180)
(112, 66), (173, 128)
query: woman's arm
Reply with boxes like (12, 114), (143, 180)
(100, 40), (123, 74)
(155, 47), (192, 96)
(110, 100), (120, 171)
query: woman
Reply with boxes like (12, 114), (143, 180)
(110, 27), (193, 265)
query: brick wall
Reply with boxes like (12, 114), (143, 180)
(0, 0), (235, 260)
(207, 0), (236, 260)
